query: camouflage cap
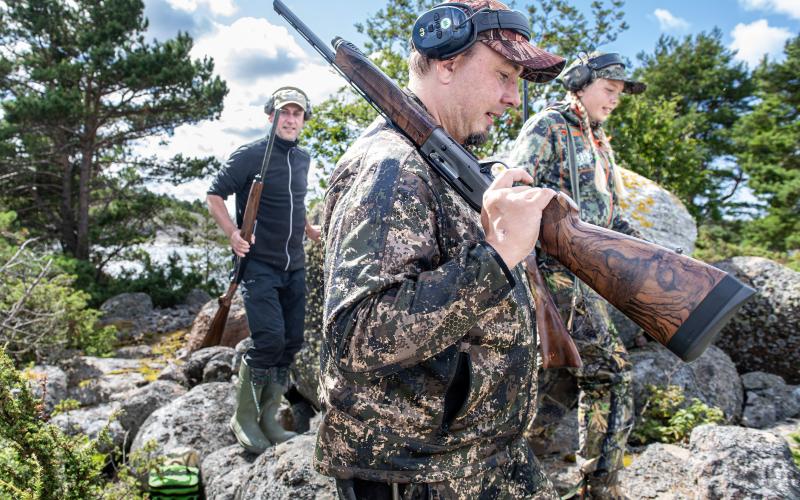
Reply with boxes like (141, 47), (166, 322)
(562, 52), (646, 94)
(271, 86), (309, 111)
(594, 63), (646, 94)
(459, 0), (565, 83)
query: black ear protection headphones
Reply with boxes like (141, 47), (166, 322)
(411, 2), (531, 60)
(264, 86), (312, 120)
(560, 52), (625, 92)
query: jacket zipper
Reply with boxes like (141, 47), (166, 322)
(284, 149), (294, 271)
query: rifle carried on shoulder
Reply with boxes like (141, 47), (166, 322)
(200, 109), (283, 349)
(273, 0), (755, 365)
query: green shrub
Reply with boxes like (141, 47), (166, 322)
(68, 249), (225, 309)
(631, 384), (725, 445)
(0, 349), (107, 498)
(0, 212), (116, 362)
(789, 427), (800, 468)
(695, 222), (800, 272)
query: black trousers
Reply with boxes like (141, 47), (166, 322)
(240, 258), (305, 369)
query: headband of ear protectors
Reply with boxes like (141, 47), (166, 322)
(560, 53), (626, 92)
(411, 2), (531, 60)
(263, 86), (312, 120)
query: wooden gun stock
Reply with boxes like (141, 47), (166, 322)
(524, 254), (582, 369)
(539, 194), (756, 362)
(201, 281), (237, 348)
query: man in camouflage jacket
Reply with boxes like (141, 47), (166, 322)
(316, 1), (567, 498)
(506, 53), (647, 499)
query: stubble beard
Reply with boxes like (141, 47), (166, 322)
(465, 131), (488, 147)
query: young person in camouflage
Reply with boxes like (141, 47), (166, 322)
(316, 1), (567, 498)
(506, 53), (647, 499)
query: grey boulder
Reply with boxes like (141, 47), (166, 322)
(714, 257), (800, 384)
(118, 380), (187, 443)
(741, 371), (800, 429)
(629, 343), (743, 421)
(24, 364), (68, 413)
(201, 444), (258, 500)
(237, 433), (336, 499)
(130, 382), (236, 458)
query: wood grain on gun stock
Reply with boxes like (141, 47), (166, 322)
(524, 254), (582, 369)
(539, 193), (726, 346)
(334, 42), (434, 147)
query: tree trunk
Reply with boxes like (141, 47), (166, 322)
(57, 141), (77, 256)
(76, 147), (92, 261)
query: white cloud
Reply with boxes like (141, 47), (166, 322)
(653, 8), (690, 31)
(739, 0), (800, 20)
(138, 16), (345, 201)
(730, 19), (793, 66)
(166, 0), (237, 17)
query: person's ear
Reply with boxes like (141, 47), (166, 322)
(433, 57), (457, 84)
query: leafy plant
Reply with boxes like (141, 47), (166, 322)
(0, 349), (107, 498)
(0, 211), (116, 362)
(789, 427), (800, 468)
(631, 384), (725, 445)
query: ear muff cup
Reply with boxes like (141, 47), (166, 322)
(264, 86), (312, 120)
(562, 64), (594, 92)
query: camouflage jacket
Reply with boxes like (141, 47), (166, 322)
(506, 101), (642, 314)
(316, 117), (541, 483)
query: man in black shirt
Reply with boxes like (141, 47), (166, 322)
(207, 86), (320, 453)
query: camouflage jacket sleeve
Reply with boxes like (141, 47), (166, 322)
(323, 136), (515, 381)
(505, 111), (567, 193)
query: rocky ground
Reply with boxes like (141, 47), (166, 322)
(20, 184), (800, 498)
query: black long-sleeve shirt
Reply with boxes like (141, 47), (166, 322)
(208, 134), (310, 271)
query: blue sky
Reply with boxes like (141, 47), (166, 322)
(139, 0), (800, 201)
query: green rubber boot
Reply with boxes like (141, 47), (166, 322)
(229, 359), (272, 453)
(258, 367), (297, 444)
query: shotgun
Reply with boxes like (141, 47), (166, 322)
(273, 0), (755, 363)
(200, 109), (283, 349)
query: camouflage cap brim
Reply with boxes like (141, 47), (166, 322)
(594, 64), (646, 94)
(273, 88), (309, 111)
(478, 29), (566, 83)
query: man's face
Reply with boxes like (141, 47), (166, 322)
(269, 103), (306, 141)
(577, 78), (624, 123)
(442, 43), (522, 146)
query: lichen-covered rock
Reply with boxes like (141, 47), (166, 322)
(23, 364), (68, 413)
(714, 257), (800, 384)
(99, 292), (154, 340)
(201, 445), (258, 500)
(130, 382), (236, 458)
(184, 288), (212, 313)
(61, 356), (158, 407)
(619, 443), (695, 499)
(741, 371), (800, 429)
(621, 425), (800, 499)
(237, 433), (336, 499)
(617, 168), (697, 256)
(182, 346), (235, 388)
(629, 343), (743, 421)
(117, 380), (187, 443)
(51, 402), (126, 453)
(185, 293), (250, 353)
(688, 424), (800, 498)
(114, 345), (154, 359)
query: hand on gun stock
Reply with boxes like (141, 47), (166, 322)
(481, 168), (556, 269)
(230, 231), (255, 258)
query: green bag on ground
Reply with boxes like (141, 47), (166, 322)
(148, 464), (201, 499)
